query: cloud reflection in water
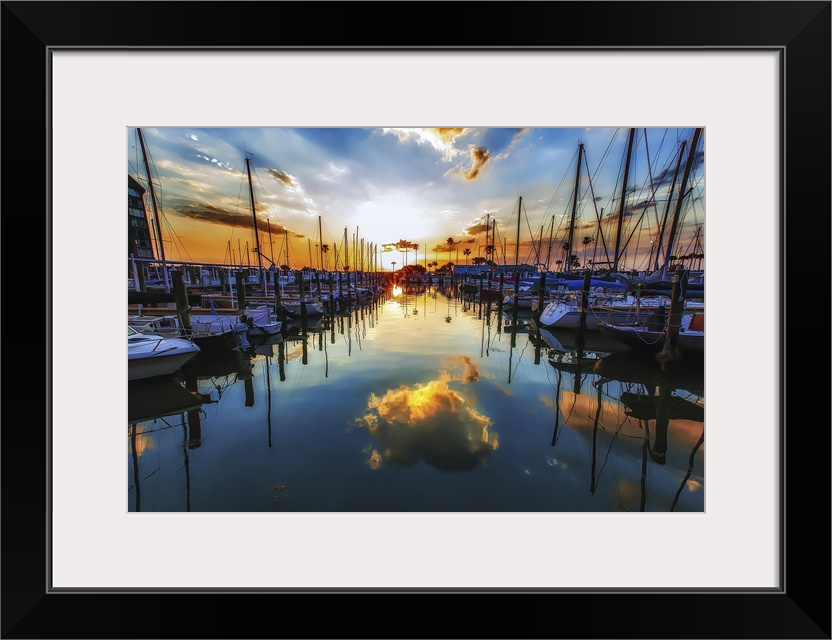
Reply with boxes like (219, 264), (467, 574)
(357, 367), (498, 472)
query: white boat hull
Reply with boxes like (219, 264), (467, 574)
(128, 329), (201, 381)
(537, 301), (646, 330)
(247, 320), (282, 336)
(243, 306), (282, 336)
(281, 300), (325, 317)
(128, 351), (200, 381)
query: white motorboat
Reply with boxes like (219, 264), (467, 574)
(128, 326), (201, 381)
(128, 310), (243, 352)
(280, 296), (326, 317)
(242, 305), (282, 336)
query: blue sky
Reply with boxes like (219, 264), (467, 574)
(128, 127), (704, 272)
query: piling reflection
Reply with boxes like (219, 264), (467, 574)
(128, 376), (207, 512)
(540, 333), (704, 511)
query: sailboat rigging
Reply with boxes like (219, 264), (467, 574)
(659, 127), (703, 280)
(565, 143), (583, 275)
(612, 128), (635, 274)
(137, 127), (170, 293)
(245, 153), (268, 296)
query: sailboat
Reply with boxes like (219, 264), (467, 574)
(535, 130), (705, 330)
(612, 128), (705, 292)
(597, 309), (704, 356)
(230, 153), (283, 335)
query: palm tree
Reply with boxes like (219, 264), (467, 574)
(398, 240), (409, 268)
(447, 237), (455, 269)
(320, 244), (329, 270)
(582, 236), (593, 270)
(462, 247), (471, 266)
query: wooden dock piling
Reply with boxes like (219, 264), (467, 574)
(172, 271), (192, 333)
(235, 272), (247, 309)
(659, 266), (687, 364)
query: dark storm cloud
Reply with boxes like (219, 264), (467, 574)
(463, 216), (500, 238)
(178, 202), (303, 236)
(654, 145), (704, 187)
(654, 165), (679, 187)
(267, 168), (296, 188)
(632, 200), (657, 213)
(691, 149), (704, 173)
(463, 146), (491, 180)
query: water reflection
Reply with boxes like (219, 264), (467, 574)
(357, 370), (498, 472)
(128, 376), (207, 512)
(539, 332), (704, 510)
(128, 285), (704, 512)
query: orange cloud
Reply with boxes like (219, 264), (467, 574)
(465, 145), (491, 180)
(440, 355), (481, 383)
(432, 128), (466, 144)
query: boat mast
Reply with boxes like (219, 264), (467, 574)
(545, 215), (555, 271)
(514, 196), (522, 284)
(267, 219), (275, 265)
(654, 138), (687, 271)
(691, 227), (703, 270)
(535, 225), (543, 270)
(136, 128), (170, 292)
(344, 226), (349, 280)
(661, 127), (703, 279)
(493, 220), (498, 265)
(318, 216), (324, 273)
(613, 128), (635, 274)
(566, 143), (583, 274)
(245, 154), (266, 295)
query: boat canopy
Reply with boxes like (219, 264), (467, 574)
(539, 278), (627, 291)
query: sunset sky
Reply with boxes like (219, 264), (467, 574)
(128, 126), (704, 273)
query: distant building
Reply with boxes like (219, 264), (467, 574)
(454, 263), (535, 278)
(128, 174), (155, 260)
(453, 264), (489, 277)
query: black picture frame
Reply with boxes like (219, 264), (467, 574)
(3, 2), (829, 638)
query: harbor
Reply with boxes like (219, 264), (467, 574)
(127, 126), (705, 513)
(128, 274), (704, 513)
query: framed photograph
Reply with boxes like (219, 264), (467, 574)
(4, 1), (829, 637)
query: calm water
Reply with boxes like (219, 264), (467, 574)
(128, 284), (705, 512)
